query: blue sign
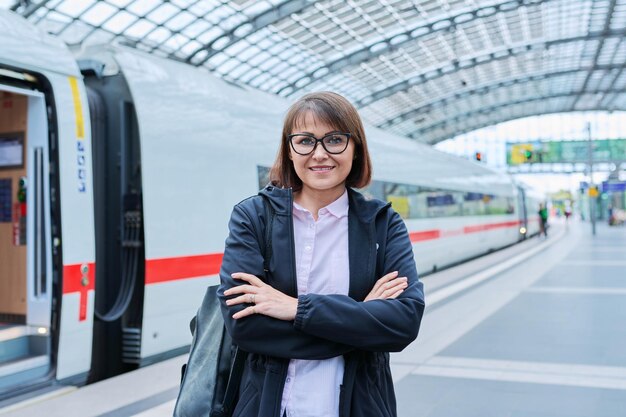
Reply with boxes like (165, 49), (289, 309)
(601, 181), (626, 193)
(427, 194), (455, 207)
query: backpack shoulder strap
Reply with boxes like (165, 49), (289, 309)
(218, 196), (274, 416)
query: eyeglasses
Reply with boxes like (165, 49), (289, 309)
(288, 132), (351, 155)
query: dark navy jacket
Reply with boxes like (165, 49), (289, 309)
(217, 185), (425, 417)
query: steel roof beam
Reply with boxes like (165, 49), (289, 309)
(276, 0), (552, 95)
(421, 106), (612, 145)
(357, 29), (626, 109)
(597, 38), (626, 111)
(601, 65), (626, 110)
(570, 0), (617, 110)
(377, 64), (624, 129)
(417, 90), (621, 135)
(10, 0), (50, 17)
(186, 0), (313, 65)
(9, 0), (21, 11)
(407, 88), (626, 143)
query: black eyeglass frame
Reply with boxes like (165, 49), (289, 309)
(287, 132), (352, 155)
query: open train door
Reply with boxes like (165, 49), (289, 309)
(0, 10), (96, 401)
(0, 80), (55, 396)
(22, 88), (53, 330)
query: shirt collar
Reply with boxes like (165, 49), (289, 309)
(325, 188), (349, 218)
(293, 188), (349, 219)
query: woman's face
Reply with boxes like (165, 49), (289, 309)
(289, 112), (355, 196)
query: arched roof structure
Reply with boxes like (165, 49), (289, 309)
(4, 0), (626, 144)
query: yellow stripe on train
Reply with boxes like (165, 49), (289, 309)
(68, 76), (85, 140)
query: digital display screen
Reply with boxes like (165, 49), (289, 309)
(0, 134), (24, 169)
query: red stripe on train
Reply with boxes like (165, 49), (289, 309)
(62, 263), (96, 293)
(144, 253), (223, 284)
(409, 229), (440, 242)
(409, 220), (522, 242)
(62, 219), (529, 296)
(463, 220), (521, 234)
(62, 263), (96, 321)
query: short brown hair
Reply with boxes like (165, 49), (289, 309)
(269, 91), (372, 191)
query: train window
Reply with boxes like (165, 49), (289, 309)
(254, 172), (515, 219)
(361, 179), (514, 219)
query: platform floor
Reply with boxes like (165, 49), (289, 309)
(395, 221), (626, 417)
(1, 220), (625, 417)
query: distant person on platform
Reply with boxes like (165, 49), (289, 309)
(564, 204), (572, 223)
(538, 203), (548, 238)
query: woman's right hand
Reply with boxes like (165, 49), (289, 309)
(364, 271), (408, 302)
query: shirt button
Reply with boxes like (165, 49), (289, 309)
(309, 223), (314, 229)
(286, 377), (291, 382)
(305, 246), (312, 252)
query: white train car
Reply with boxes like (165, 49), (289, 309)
(0, 10), (540, 399)
(0, 10), (96, 398)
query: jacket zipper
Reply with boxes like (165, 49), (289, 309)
(288, 189), (298, 297)
(274, 189), (296, 417)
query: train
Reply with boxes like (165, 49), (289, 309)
(0, 9), (541, 400)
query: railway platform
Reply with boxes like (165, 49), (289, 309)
(395, 220), (626, 417)
(1, 220), (625, 417)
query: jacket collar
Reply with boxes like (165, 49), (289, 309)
(259, 183), (392, 302)
(346, 187), (390, 223)
(259, 184), (390, 222)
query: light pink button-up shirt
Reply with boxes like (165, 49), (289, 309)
(280, 189), (350, 417)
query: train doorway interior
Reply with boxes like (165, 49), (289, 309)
(0, 84), (52, 398)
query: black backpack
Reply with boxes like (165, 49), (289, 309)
(173, 196), (274, 417)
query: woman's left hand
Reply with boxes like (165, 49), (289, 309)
(224, 272), (298, 321)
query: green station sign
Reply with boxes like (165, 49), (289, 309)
(506, 139), (626, 165)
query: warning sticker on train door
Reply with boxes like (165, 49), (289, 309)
(69, 77), (88, 193)
(13, 202), (26, 245)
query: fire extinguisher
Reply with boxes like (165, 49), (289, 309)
(13, 176), (26, 246)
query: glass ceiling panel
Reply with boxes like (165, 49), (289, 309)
(4, 0), (626, 144)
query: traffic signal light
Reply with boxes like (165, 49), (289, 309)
(17, 177), (26, 203)
(524, 149), (533, 161)
(474, 152), (482, 161)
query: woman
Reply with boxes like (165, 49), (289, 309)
(218, 91), (425, 417)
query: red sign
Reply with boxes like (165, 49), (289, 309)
(12, 202), (25, 246)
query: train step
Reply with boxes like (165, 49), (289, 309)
(0, 326), (47, 363)
(0, 326), (50, 396)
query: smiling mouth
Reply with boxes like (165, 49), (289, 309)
(309, 166), (334, 171)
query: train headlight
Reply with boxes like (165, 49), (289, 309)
(520, 227), (527, 234)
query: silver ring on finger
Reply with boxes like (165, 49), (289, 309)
(251, 294), (256, 304)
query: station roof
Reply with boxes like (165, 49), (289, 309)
(4, 0), (626, 144)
